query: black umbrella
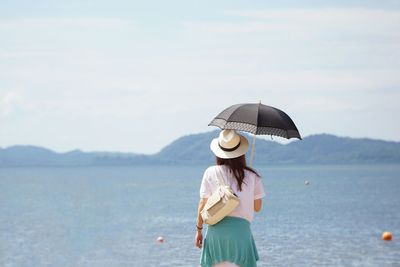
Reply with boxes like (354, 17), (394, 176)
(209, 102), (301, 166)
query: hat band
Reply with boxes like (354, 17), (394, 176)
(219, 141), (241, 152)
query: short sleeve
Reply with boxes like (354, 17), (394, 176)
(199, 169), (212, 198)
(254, 176), (266, 200)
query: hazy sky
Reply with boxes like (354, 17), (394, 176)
(1, 0), (399, 153)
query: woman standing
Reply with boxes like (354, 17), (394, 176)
(195, 129), (266, 267)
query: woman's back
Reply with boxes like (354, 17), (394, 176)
(200, 164), (265, 223)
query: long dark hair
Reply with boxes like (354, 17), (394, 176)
(216, 155), (260, 191)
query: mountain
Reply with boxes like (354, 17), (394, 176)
(154, 131), (218, 164)
(250, 134), (400, 164)
(1, 132), (400, 167)
(155, 132), (400, 164)
(0, 145), (155, 167)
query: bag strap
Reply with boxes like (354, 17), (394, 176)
(215, 166), (228, 187)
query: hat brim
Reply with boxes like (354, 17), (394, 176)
(210, 134), (249, 159)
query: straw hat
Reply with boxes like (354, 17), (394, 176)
(210, 130), (249, 159)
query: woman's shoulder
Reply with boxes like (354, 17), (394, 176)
(204, 165), (228, 178)
(203, 165), (218, 177)
(204, 165), (221, 174)
(244, 168), (261, 180)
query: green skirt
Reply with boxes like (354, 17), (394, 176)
(200, 216), (259, 267)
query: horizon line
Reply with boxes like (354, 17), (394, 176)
(1, 131), (399, 155)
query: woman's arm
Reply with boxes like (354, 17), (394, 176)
(195, 198), (208, 248)
(254, 199), (262, 212)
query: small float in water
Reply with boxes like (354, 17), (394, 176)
(156, 236), (165, 244)
(382, 231), (392, 241)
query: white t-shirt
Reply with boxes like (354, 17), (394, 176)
(200, 165), (266, 223)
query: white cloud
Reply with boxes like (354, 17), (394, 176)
(0, 17), (137, 60)
(0, 17), (136, 31)
(0, 50), (60, 59)
(227, 8), (400, 24)
(187, 8), (400, 43)
(2, 91), (19, 105)
(0, 91), (27, 116)
(185, 21), (294, 33)
(1, 8), (400, 151)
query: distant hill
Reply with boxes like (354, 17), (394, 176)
(249, 134), (400, 164)
(154, 131), (400, 164)
(1, 132), (400, 167)
(0, 145), (157, 167)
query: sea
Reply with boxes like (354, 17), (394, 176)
(0, 164), (399, 267)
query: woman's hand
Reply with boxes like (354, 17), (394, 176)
(195, 231), (203, 248)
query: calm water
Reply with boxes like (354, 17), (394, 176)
(0, 164), (399, 267)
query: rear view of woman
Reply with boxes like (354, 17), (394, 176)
(195, 129), (266, 267)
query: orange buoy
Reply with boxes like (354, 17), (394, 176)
(382, 231), (392, 241)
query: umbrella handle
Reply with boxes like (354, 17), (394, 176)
(249, 134), (256, 167)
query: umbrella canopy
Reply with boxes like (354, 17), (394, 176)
(209, 103), (301, 139)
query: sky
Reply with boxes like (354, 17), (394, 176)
(1, 0), (399, 154)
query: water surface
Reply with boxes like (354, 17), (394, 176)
(0, 164), (399, 266)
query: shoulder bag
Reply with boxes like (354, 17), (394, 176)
(200, 167), (240, 225)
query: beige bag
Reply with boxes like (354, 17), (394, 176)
(201, 167), (240, 225)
